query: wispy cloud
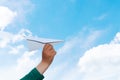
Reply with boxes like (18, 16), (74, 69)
(0, 6), (17, 31)
(15, 51), (39, 79)
(0, 0), (34, 30)
(0, 51), (39, 80)
(0, 0), (37, 80)
(58, 32), (120, 80)
(44, 30), (120, 80)
(57, 28), (103, 55)
(43, 28), (104, 80)
(0, 29), (31, 48)
(0, 7), (34, 79)
(0, 0), (120, 80)
(95, 14), (107, 21)
(0, 29), (38, 80)
(9, 45), (24, 54)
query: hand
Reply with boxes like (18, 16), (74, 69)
(42, 43), (56, 65)
(36, 44), (56, 74)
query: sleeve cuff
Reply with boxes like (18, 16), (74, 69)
(32, 68), (44, 80)
(20, 68), (44, 80)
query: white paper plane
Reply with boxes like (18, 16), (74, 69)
(25, 36), (63, 51)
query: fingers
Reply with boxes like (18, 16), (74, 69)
(51, 50), (56, 55)
(43, 43), (56, 55)
(42, 43), (56, 65)
(44, 43), (53, 50)
(46, 44), (53, 51)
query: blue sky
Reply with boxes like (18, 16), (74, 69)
(0, 0), (120, 80)
(27, 0), (120, 43)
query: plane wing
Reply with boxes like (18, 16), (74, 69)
(25, 36), (63, 51)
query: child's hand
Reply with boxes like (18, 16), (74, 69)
(36, 44), (56, 74)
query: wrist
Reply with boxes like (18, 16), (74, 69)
(36, 61), (50, 74)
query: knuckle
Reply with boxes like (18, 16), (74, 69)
(47, 43), (52, 46)
(53, 51), (56, 55)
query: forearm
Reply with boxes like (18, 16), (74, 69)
(36, 43), (56, 74)
(36, 60), (50, 74)
(21, 44), (56, 80)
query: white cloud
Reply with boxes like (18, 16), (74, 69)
(0, 29), (35, 79)
(1, 30), (120, 80)
(44, 63), (69, 80)
(0, 0), (37, 80)
(15, 51), (39, 79)
(53, 32), (120, 80)
(95, 14), (107, 21)
(0, 29), (38, 80)
(58, 29), (102, 54)
(0, 31), (13, 48)
(0, 0), (34, 32)
(0, 1), (119, 80)
(0, 0), (34, 24)
(78, 44), (120, 80)
(77, 32), (120, 80)
(0, 6), (17, 31)
(0, 29), (32, 48)
(0, 51), (39, 80)
(9, 45), (24, 54)
(43, 29), (103, 80)
(12, 28), (32, 43)
(110, 32), (120, 44)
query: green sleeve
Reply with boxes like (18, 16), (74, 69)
(20, 68), (44, 80)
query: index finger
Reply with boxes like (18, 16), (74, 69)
(43, 43), (52, 50)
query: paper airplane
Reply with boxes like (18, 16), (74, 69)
(25, 36), (63, 51)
